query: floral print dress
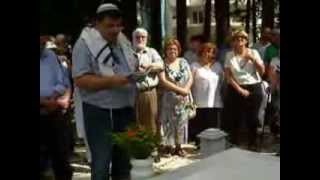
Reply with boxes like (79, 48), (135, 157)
(160, 58), (192, 146)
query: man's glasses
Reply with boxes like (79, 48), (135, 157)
(135, 35), (147, 40)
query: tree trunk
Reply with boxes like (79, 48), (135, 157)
(262, 0), (275, 29)
(214, 0), (230, 48)
(121, 0), (138, 39)
(235, 0), (239, 10)
(245, 0), (251, 34)
(176, 0), (187, 54)
(150, 0), (162, 52)
(203, 0), (212, 42)
(252, 0), (257, 43)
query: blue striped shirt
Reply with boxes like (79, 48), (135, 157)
(40, 49), (69, 98)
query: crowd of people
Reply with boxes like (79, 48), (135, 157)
(40, 3), (280, 180)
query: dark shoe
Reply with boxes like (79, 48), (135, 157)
(157, 145), (166, 155)
(158, 145), (173, 157)
(171, 146), (186, 157)
(154, 154), (161, 163)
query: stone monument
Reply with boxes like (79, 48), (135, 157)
(197, 128), (228, 158)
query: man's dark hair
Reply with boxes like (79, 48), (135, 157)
(96, 10), (122, 22)
(190, 35), (206, 43)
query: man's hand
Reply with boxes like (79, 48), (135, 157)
(179, 88), (190, 97)
(243, 49), (265, 75)
(138, 66), (147, 72)
(56, 96), (70, 109)
(239, 88), (250, 97)
(45, 99), (61, 113)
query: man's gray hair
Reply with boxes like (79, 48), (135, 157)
(132, 28), (148, 39)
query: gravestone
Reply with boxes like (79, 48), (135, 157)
(197, 128), (228, 158)
(148, 148), (280, 180)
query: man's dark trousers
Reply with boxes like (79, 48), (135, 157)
(83, 103), (135, 180)
(40, 111), (73, 180)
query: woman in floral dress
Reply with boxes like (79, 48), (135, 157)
(159, 39), (193, 156)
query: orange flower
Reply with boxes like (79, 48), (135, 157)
(127, 130), (136, 137)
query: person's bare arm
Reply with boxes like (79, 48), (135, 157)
(159, 71), (189, 96)
(244, 50), (265, 76)
(251, 56), (265, 76)
(141, 62), (164, 73)
(74, 74), (129, 91)
(183, 68), (193, 90)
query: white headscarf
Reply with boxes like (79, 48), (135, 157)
(80, 27), (137, 75)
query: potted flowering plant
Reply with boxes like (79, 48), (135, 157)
(112, 125), (160, 159)
(112, 125), (160, 179)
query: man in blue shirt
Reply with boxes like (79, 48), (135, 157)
(72, 3), (138, 180)
(40, 36), (73, 180)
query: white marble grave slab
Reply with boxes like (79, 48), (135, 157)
(148, 148), (280, 180)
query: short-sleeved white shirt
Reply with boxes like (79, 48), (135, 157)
(191, 61), (224, 108)
(224, 49), (263, 85)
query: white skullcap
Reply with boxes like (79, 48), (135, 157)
(96, 3), (119, 14)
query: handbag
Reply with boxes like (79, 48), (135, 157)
(176, 93), (197, 122)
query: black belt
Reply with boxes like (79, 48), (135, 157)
(240, 82), (261, 88)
